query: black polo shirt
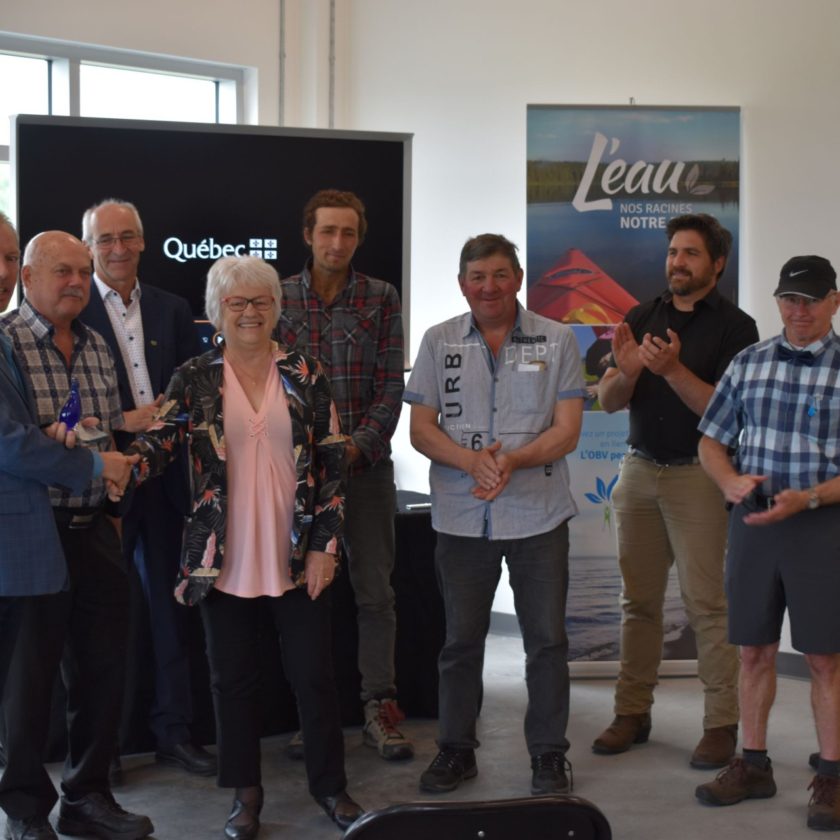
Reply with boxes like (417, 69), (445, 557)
(618, 287), (758, 461)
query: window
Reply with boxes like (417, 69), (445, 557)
(0, 32), (247, 216)
(79, 64), (218, 122)
(0, 53), (49, 146)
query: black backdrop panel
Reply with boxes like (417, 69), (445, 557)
(12, 116), (410, 319)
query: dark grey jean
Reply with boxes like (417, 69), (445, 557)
(434, 521), (571, 757)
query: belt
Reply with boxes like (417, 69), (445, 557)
(629, 447), (700, 467)
(53, 507), (103, 530)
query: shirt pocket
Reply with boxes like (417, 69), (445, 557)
(802, 394), (840, 459)
(509, 368), (553, 415)
(343, 307), (380, 347)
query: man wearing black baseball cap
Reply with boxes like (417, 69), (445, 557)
(774, 254), (837, 300)
(695, 254), (840, 831)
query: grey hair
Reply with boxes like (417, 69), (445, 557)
(82, 198), (144, 243)
(204, 255), (282, 330)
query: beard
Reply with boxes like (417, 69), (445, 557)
(668, 269), (714, 297)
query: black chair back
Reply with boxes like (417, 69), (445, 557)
(343, 794), (612, 840)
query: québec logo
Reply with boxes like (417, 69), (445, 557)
(163, 237), (279, 264)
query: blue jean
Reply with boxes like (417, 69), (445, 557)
(434, 522), (571, 756)
(343, 460), (398, 701)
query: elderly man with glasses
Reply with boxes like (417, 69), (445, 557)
(695, 255), (840, 832)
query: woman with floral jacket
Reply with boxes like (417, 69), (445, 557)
(128, 255), (364, 838)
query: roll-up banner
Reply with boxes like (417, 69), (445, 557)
(527, 105), (740, 663)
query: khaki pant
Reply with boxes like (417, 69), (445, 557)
(611, 453), (739, 728)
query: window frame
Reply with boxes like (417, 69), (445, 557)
(0, 31), (247, 168)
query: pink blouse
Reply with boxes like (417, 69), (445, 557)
(215, 356), (298, 598)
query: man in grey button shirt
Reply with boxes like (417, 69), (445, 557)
(404, 233), (585, 797)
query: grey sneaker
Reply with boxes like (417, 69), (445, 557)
(363, 699), (414, 760)
(695, 757), (777, 806)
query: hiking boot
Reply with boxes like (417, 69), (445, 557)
(284, 730), (304, 761)
(592, 713), (651, 754)
(363, 698), (414, 760)
(811, 753), (821, 771)
(531, 752), (573, 795)
(808, 774), (840, 831)
(695, 757), (777, 806)
(419, 748), (477, 793)
(691, 724), (738, 769)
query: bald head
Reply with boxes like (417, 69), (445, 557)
(0, 214), (20, 313)
(24, 230), (88, 267)
(22, 231), (92, 327)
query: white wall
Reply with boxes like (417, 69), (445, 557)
(337, 0), (840, 359)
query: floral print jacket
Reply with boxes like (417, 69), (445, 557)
(129, 345), (345, 606)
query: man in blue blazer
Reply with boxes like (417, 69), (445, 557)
(0, 217), (138, 840)
(80, 199), (213, 777)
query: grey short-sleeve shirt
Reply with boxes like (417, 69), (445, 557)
(405, 306), (586, 539)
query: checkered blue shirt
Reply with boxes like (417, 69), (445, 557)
(0, 299), (123, 508)
(699, 330), (840, 494)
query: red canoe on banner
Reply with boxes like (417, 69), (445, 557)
(529, 248), (638, 324)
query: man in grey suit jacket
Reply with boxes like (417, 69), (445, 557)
(80, 199), (212, 777)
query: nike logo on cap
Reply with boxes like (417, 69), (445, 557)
(789, 269), (809, 277)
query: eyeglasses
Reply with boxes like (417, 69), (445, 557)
(222, 296), (275, 312)
(93, 232), (141, 250)
(777, 293), (834, 310)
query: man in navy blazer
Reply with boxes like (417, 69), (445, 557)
(80, 199), (214, 777)
(0, 217), (139, 840)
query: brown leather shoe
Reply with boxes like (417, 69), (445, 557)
(808, 774), (840, 830)
(592, 713), (651, 754)
(695, 756), (776, 805)
(690, 724), (738, 769)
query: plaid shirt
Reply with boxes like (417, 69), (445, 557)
(275, 261), (404, 470)
(0, 299), (123, 509)
(699, 330), (840, 495)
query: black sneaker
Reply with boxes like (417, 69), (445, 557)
(531, 752), (573, 794)
(419, 748), (477, 793)
(57, 792), (153, 840)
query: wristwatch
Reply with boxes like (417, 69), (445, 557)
(808, 488), (821, 510)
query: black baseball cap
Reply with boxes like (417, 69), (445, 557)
(774, 255), (837, 300)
